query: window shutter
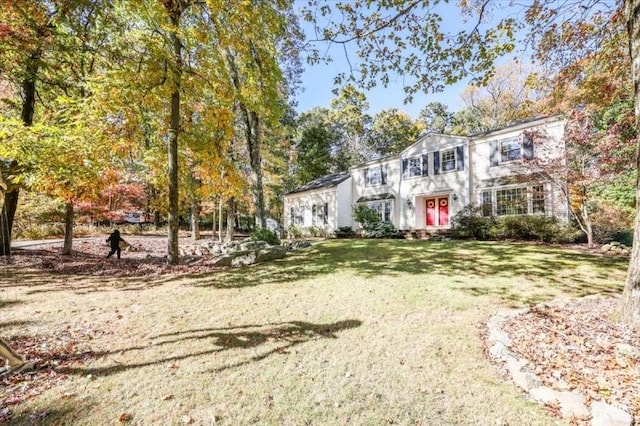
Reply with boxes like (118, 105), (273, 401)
(522, 134), (534, 160)
(433, 151), (440, 175)
(402, 158), (408, 177)
(323, 203), (328, 224)
(364, 168), (369, 186)
(456, 145), (464, 171)
(490, 140), (499, 166)
(421, 154), (429, 176)
(381, 165), (387, 184)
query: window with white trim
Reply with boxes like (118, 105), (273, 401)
(364, 165), (387, 187)
(500, 137), (521, 162)
(366, 200), (392, 222)
(440, 148), (456, 172)
(290, 207), (304, 226)
(496, 188), (527, 216)
(481, 191), (492, 217)
(482, 185), (547, 216)
(311, 203), (328, 226)
(532, 185), (545, 214)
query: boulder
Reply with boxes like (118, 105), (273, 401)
(591, 401), (632, 426)
(212, 255), (234, 267)
(255, 246), (286, 263)
(231, 251), (257, 267)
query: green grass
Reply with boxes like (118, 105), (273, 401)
(1, 239), (627, 425)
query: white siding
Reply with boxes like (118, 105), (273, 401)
(399, 134), (469, 230)
(284, 187), (340, 232)
(469, 117), (569, 220)
(351, 157), (400, 228)
(336, 177), (353, 228)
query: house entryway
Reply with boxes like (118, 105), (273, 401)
(426, 197), (449, 227)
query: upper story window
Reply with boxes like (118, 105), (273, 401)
(402, 154), (428, 178)
(434, 145), (464, 174)
(500, 137), (521, 162)
(441, 149), (456, 171)
(364, 165), (387, 187)
(490, 134), (534, 166)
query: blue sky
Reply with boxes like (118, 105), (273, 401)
(295, 49), (471, 119)
(293, 2), (524, 120)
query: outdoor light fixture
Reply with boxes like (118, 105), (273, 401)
(407, 199), (413, 209)
(452, 193), (458, 201)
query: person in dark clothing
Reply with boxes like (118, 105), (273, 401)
(106, 229), (124, 259)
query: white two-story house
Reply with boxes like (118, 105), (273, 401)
(284, 115), (569, 234)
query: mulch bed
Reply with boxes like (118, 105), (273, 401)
(499, 297), (640, 422)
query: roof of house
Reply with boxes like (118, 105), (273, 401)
(469, 114), (564, 138)
(286, 172), (351, 195)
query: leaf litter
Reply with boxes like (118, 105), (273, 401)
(498, 297), (639, 423)
(0, 327), (102, 423)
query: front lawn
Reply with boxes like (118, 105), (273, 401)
(0, 239), (627, 425)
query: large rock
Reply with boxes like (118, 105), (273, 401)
(255, 246), (287, 262)
(212, 254), (234, 267)
(556, 391), (589, 420)
(231, 251), (257, 267)
(591, 401), (633, 426)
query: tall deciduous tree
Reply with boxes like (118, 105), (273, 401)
(327, 85), (372, 165)
(459, 61), (545, 131)
(0, 1), (52, 256)
(619, 0), (640, 325)
(419, 102), (454, 134)
(367, 108), (422, 157)
(295, 125), (334, 184)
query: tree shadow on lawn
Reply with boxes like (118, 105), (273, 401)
(0, 319), (35, 328)
(186, 240), (627, 295)
(1, 405), (87, 426)
(58, 319), (362, 377)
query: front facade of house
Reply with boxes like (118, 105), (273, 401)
(284, 172), (352, 234)
(284, 116), (569, 233)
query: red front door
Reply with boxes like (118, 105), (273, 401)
(426, 199), (437, 226)
(426, 197), (450, 226)
(438, 198), (449, 226)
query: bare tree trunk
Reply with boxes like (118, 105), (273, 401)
(62, 202), (74, 255)
(165, 5), (184, 265)
(190, 190), (200, 242)
(0, 188), (19, 257)
(224, 50), (267, 229)
(226, 197), (235, 242)
(245, 110), (267, 229)
(618, 0), (640, 326)
(218, 197), (223, 243)
(211, 203), (216, 240)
